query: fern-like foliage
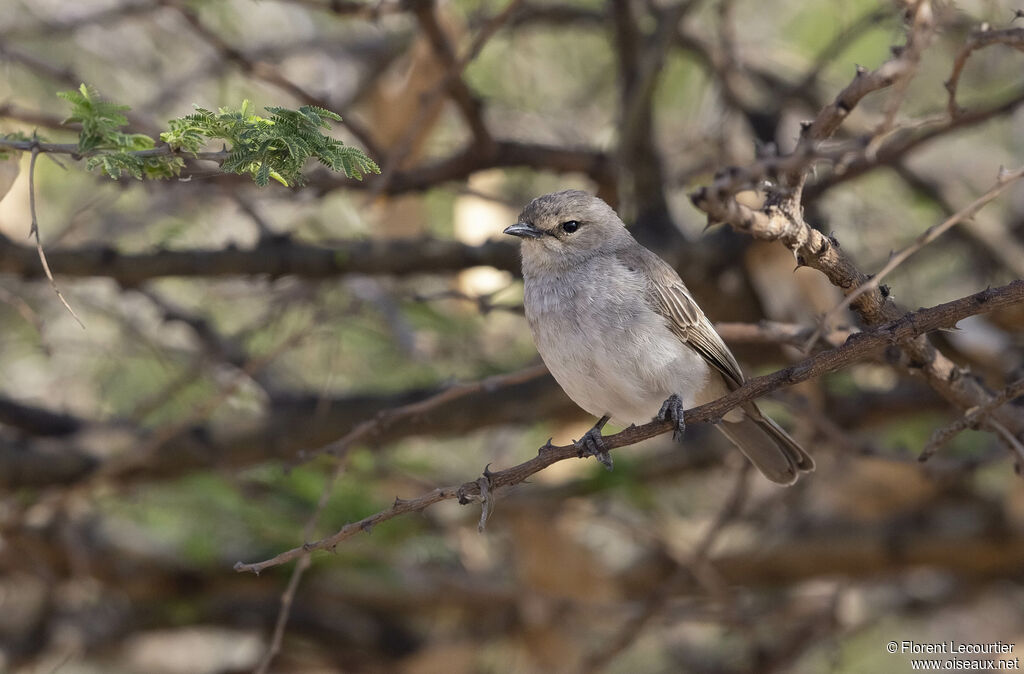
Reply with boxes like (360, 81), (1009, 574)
(53, 84), (378, 185)
(58, 84), (183, 180)
(161, 100), (379, 186)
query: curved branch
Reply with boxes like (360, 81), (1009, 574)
(946, 26), (1024, 118)
(235, 279), (1024, 573)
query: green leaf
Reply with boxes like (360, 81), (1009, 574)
(57, 85), (378, 186)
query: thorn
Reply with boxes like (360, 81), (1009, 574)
(890, 45), (905, 57)
(855, 64), (867, 76)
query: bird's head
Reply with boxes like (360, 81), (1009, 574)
(504, 190), (632, 268)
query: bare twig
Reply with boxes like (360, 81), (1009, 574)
(254, 457), (350, 673)
(234, 280), (1024, 574)
(806, 165), (1024, 350)
(946, 26), (1024, 118)
(869, 1), (936, 146)
(27, 145), (84, 328)
(300, 364), (549, 463)
(921, 378), (1024, 462)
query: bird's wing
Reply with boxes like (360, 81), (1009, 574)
(619, 247), (745, 389)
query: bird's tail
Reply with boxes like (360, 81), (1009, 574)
(716, 405), (814, 485)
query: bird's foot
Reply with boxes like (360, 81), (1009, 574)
(574, 416), (612, 470)
(656, 394), (686, 443)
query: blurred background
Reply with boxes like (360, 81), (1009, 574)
(1, 0), (1024, 672)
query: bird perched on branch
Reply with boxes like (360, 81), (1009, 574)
(504, 190), (814, 485)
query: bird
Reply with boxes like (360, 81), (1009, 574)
(504, 190), (814, 485)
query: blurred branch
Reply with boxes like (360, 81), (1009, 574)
(0, 0), (163, 40)
(946, 26), (1024, 118)
(609, 0), (682, 249)
(0, 396), (83, 436)
(0, 102), (72, 131)
(0, 233), (520, 284)
(271, 0), (407, 20)
(893, 163), (1024, 278)
(167, 0), (379, 154)
(788, 6), (895, 102)
(921, 377), (1024, 462)
(580, 463), (752, 673)
(0, 365), (575, 488)
(256, 457), (350, 674)
(302, 364), (549, 463)
(235, 280), (1024, 573)
(371, 0), (523, 196)
(408, 0), (496, 148)
(805, 87), (1024, 201)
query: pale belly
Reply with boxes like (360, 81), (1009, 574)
(525, 273), (722, 426)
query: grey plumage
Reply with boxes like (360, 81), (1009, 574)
(505, 189), (814, 485)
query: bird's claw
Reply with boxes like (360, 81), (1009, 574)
(575, 426), (613, 471)
(657, 394), (686, 443)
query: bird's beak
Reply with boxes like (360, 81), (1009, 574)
(503, 222), (543, 239)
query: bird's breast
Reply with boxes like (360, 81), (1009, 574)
(522, 261), (711, 424)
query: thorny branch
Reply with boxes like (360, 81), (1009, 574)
(807, 165), (1024, 349)
(4, 1), (1024, 667)
(921, 378), (1024, 462)
(234, 280), (1024, 574)
(690, 4), (1024, 444)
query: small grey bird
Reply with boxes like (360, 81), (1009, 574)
(504, 190), (814, 485)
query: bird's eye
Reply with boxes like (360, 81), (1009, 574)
(561, 220), (580, 234)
